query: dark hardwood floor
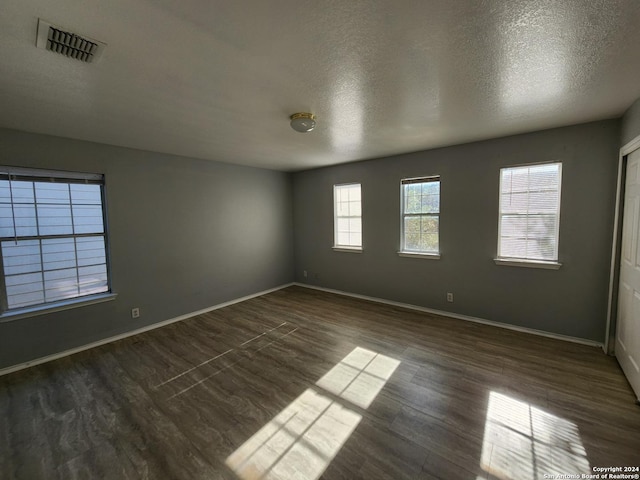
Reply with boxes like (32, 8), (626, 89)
(1, 285), (639, 479)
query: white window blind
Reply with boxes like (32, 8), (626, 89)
(498, 163), (562, 262)
(334, 184), (362, 249)
(401, 177), (440, 254)
(0, 167), (110, 312)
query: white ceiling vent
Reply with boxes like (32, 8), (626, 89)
(36, 19), (106, 63)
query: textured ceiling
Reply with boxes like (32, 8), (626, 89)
(0, 1), (639, 171)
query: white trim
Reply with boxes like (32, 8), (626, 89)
(333, 183), (363, 251)
(494, 258), (562, 270)
(498, 159), (565, 169)
(621, 133), (640, 157)
(332, 247), (363, 253)
(0, 293), (117, 323)
(398, 251), (440, 260)
(0, 283), (294, 377)
(401, 175), (440, 184)
(0, 164), (103, 181)
(294, 282), (602, 348)
(606, 132), (640, 354)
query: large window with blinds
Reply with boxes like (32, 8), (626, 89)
(497, 162), (562, 262)
(400, 176), (440, 256)
(333, 183), (362, 250)
(0, 167), (110, 313)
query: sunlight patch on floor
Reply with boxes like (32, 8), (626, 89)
(316, 346), (401, 409)
(226, 346), (400, 480)
(481, 391), (589, 480)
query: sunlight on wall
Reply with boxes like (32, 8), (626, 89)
(226, 347), (400, 480)
(481, 392), (589, 480)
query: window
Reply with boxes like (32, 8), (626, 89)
(400, 176), (440, 256)
(333, 183), (362, 250)
(0, 166), (111, 314)
(497, 162), (562, 264)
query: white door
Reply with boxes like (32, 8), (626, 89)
(617, 147), (640, 401)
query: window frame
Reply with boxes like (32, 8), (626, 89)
(399, 176), (441, 259)
(0, 166), (115, 320)
(333, 183), (363, 252)
(495, 161), (563, 269)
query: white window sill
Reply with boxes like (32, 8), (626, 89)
(332, 246), (363, 253)
(494, 258), (562, 270)
(0, 293), (118, 323)
(398, 251), (441, 260)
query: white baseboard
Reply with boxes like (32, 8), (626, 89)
(1, 280), (603, 377)
(294, 282), (603, 348)
(0, 283), (295, 377)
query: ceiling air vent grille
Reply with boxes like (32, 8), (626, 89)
(36, 19), (106, 63)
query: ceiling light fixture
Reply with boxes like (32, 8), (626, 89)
(290, 112), (316, 133)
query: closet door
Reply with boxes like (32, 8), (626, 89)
(617, 147), (640, 400)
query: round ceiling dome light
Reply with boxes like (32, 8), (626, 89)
(290, 112), (316, 133)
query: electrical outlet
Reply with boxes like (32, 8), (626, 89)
(131, 307), (140, 319)
(303, 270), (307, 278)
(446, 293), (454, 302)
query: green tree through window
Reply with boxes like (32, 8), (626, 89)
(401, 177), (440, 254)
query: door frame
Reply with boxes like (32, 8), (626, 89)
(606, 133), (640, 354)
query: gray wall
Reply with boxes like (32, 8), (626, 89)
(0, 128), (294, 369)
(293, 120), (620, 342)
(622, 97), (640, 146)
